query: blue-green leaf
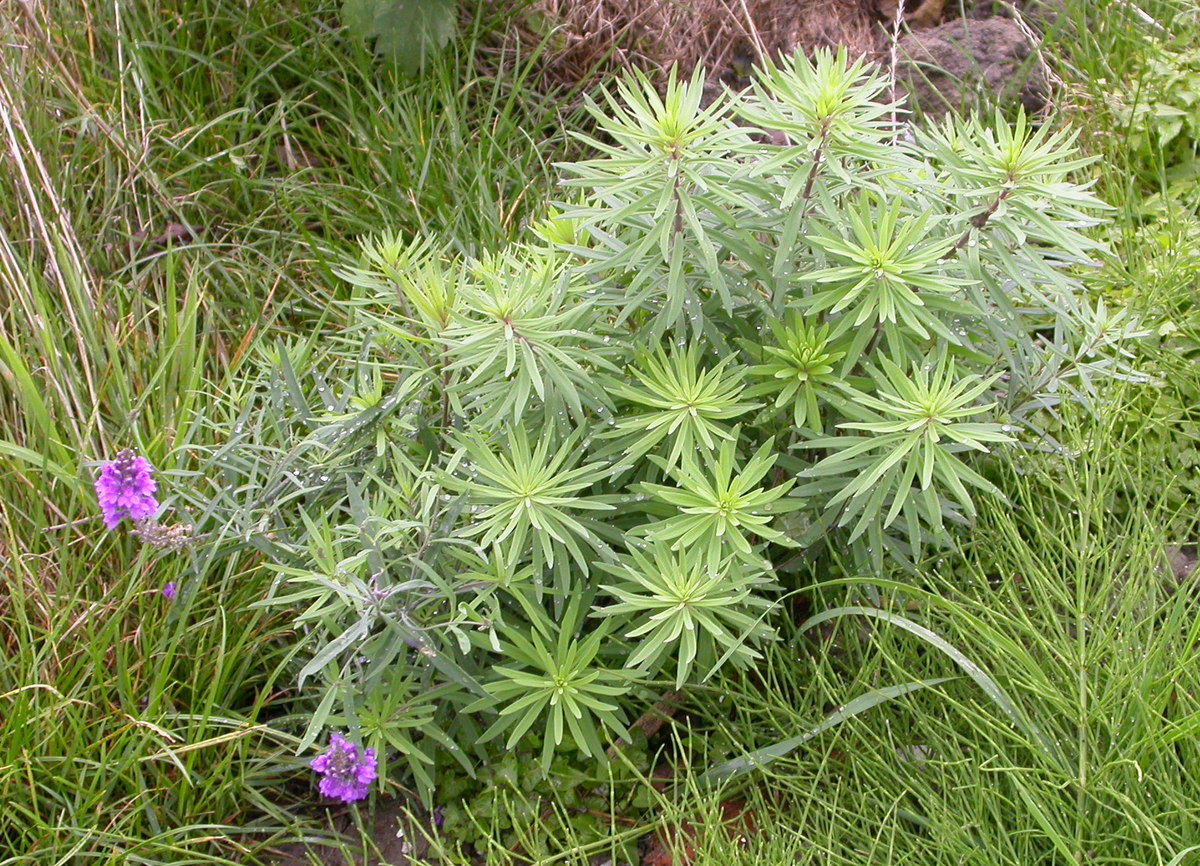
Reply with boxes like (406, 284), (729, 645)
(342, 0), (456, 73)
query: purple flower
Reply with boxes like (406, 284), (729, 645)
(311, 733), (376, 803)
(161, 582), (177, 601)
(95, 450), (158, 529)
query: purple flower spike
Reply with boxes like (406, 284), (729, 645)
(311, 733), (377, 803)
(95, 450), (158, 529)
(161, 582), (177, 601)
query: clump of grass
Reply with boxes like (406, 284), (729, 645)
(1046, 0), (1199, 211)
(659, 378), (1200, 864)
(0, 536), (303, 861)
(0, 0), (588, 860)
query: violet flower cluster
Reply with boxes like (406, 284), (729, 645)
(94, 450), (192, 551)
(311, 733), (377, 803)
(94, 449), (158, 529)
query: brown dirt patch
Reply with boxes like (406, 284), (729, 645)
(508, 0), (882, 89)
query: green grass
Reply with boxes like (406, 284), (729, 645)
(682, 389), (1200, 864)
(3, 0), (1200, 862)
(0, 0), (583, 860)
(1049, 0), (1200, 229)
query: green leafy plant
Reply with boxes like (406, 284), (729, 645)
(441, 426), (613, 581)
(801, 352), (1012, 550)
(639, 436), (800, 567)
(600, 345), (757, 471)
(596, 543), (777, 687)
(745, 314), (848, 432)
(1110, 34), (1200, 201)
(467, 597), (633, 767)
(194, 48), (1139, 807)
(342, 0), (457, 74)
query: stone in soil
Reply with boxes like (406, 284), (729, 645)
(896, 16), (1049, 118)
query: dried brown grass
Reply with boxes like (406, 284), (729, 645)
(506, 0), (883, 91)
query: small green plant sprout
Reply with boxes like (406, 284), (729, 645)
(600, 344), (759, 472)
(441, 426), (614, 597)
(745, 313), (848, 432)
(342, 231), (455, 336)
(799, 195), (969, 342)
(596, 542), (777, 688)
(558, 64), (759, 337)
(466, 596), (634, 769)
(442, 250), (613, 430)
(801, 352), (1013, 552)
(739, 47), (898, 155)
(639, 436), (802, 569)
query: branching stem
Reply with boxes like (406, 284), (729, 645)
(946, 188), (1011, 259)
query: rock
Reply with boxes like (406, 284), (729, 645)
(897, 17), (1048, 118)
(967, 0), (1066, 31)
(1165, 544), (1198, 585)
(877, 0), (949, 29)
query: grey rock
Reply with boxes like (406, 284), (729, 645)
(968, 0), (1067, 31)
(1165, 544), (1198, 585)
(897, 16), (1049, 118)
